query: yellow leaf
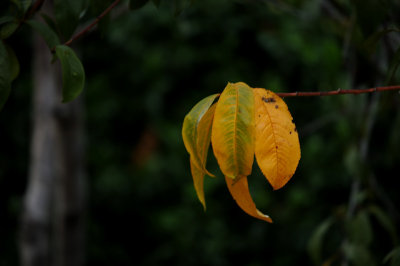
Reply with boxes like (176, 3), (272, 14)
(182, 94), (219, 175)
(190, 159), (206, 210)
(225, 176), (273, 223)
(196, 103), (217, 177)
(211, 82), (255, 179)
(183, 95), (218, 210)
(191, 103), (217, 210)
(253, 88), (301, 190)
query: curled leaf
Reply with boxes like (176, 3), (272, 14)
(225, 176), (272, 223)
(212, 82), (255, 179)
(254, 88), (300, 190)
(182, 94), (219, 175)
(182, 94), (218, 209)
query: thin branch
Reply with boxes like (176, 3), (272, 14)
(24, 0), (46, 20)
(276, 85), (400, 97)
(63, 0), (121, 47)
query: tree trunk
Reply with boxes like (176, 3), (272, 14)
(19, 28), (85, 266)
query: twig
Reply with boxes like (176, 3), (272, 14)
(276, 85), (400, 97)
(24, 0), (46, 20)
(63, 0), (121, 47)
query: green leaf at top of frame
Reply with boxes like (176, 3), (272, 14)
(27, 20), (60, 50)
(0, 21), (19, 39)
(54, 0), (87, 39)
(0, 41), (11, 111)
(55, 45), (85, 103)
(129, 0), (149, 10)
(10, 0), (31, 14)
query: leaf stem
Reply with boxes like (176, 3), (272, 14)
(63, 0), (121, 48)
(276, 85), (400, 97)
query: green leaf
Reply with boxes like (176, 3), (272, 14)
(368, 205), (398, 244)
(211, 82), (255, 179)
(40, 14), (60, 36)
(27, 20), (60, 50)
(182, 94), (218, 210)
(385, 46), (400, 85)
(54, 0), (86, 39)
(55, 45), (85, 103)
(5, 44), (19, 81)
(182, 93), (219, 174)
(342, 242), (375, 266)
(21, 0), (32, 13)
(308, 218), (334, 265)
(0, 21), (19, 39)
(383, 246), (400, 266)
(346, 210), (373, 246)
(129, 0), (149, 10)
(0, 41), (11, 111)
(0, 16), (15, 26)
(363, 28), (399, 55)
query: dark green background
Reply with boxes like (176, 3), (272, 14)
(1, 0), (400, 265)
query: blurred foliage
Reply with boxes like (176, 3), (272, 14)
(1, 0), (400, 265)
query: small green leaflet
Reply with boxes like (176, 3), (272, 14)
(55, 45), (85, 103)
(27, 20), (60, 50)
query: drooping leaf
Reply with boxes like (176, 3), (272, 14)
(0, 41), (11, 111)
(342, 242), (374, 266)
(253, 88), (300, 190)
(225, 176), (272, 223)
(40, 14), (60, 37)
(5, 44), (19, 81)
(55, 45), (85, 102)
(346, 210), (373, 246)
(363, 28), (399, 55)
(196, 103), (217, 175)
(190, 103), (217, 209)
(212, 82), (255, 179)
(182, 94), (219, 175)
(308, 218), (335, 265)
(384, 246), (400, 266)
(27, 20), (60, 50)
(385, 46), (400, 85)
(129, 0), (149, 10)
(368, 205), (398, 244)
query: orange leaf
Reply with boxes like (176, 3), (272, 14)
(225, 176), (272, 223)
(253, 88), (301, 190)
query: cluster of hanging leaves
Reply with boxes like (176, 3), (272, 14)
(0, 0), (192, 112)
(182, 82), (301, 222)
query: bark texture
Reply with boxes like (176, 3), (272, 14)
(20, 30), (85, 266)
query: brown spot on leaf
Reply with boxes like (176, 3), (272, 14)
(275, 105), (278, 109)
(262, 97), (276, 103)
